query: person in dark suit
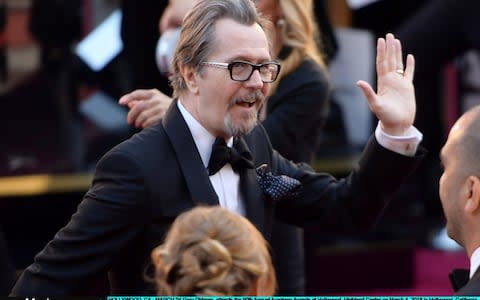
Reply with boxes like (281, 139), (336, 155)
(439, 105), (480, 296)
(10, 0), (423, 296)
(120, 1), (331, 294)
(394, 0), (480, 227)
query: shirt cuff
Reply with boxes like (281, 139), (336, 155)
(375, 121), (423, 157)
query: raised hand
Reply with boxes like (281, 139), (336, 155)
(118, 89), (173, 128)
(356, 33), (416, 136)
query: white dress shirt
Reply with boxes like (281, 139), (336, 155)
(470, 247), (480, 279)
(177, 100), (423, 217)
(178, 101), (245, 216)
(374, 121), (423, 156)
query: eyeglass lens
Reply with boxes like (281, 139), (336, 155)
(230, 61), (278, 82)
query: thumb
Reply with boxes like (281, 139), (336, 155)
(356, 80), (378, 108)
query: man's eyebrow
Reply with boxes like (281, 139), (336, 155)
(229, 53), (272, 62)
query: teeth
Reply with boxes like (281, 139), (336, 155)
(235, 96), (257, 105)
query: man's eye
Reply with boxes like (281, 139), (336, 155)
(233, 62), (249, 68)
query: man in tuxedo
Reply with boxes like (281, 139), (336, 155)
(440, 105), (480, 295)
(11, 0), (424, 296)
(394, 0), (480, 230)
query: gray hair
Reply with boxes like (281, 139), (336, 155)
(169, 0), (272, 97)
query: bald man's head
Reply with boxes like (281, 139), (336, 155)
(448, 105), (480, 176)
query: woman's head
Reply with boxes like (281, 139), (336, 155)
(254, 0), (326, 94)
(254, 0), (323, 58)
(151, 206), (276, 296)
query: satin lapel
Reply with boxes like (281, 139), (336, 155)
(162, 100), (219, 205)
(235, 137), (266, 234)
(472, 267), (480, 282)
(450, 268), (470, 292)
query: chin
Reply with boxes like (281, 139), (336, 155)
(224, 114), (258, 137)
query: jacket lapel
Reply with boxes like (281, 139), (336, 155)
(162, 100), (219, 206)
(450, 268), (470, 292)
(235, 137), (267, 235)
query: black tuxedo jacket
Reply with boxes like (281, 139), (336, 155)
(456, 267), (480, 296)
(262, 56), (330, 294)
(11, 102), (424, 296)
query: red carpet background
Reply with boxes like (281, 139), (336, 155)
(340, 247), (469, 296)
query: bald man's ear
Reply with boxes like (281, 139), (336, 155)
(179, 64), (199, 94)
(465, 175), (480, 214)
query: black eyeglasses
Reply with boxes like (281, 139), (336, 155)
(200, 60), (281, 83)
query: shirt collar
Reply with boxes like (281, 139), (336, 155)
(177, 100), (233, 168)
(470, 247), (480, 278)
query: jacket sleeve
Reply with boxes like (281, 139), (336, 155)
(274, 136), (426, 233)
(10, 150), (150, 296)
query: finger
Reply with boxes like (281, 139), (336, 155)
(135, 107), (160, 129)
(356, 80), (378, 110)
(385, 33), (396, 72)
(134, 102), (157, 128)
(127, 100), (139, 109)
(376, 37), (387, 76)
(119, 89), (153, 105)
(135, 111), (149, 128)
(118, 93), (133, 105)
(129, 89), (156, 100)
(127, 101), (146, 126)
(139, 104), (167, 128)
(395, 38), (403, 71)
(404, 54), (415, 82)
(143, 116), (162, 128)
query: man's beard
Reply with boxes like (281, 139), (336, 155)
(223, 91), (264, 137)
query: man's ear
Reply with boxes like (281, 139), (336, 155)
(179, 64), (199, 94)
(465, 175), (480, 214)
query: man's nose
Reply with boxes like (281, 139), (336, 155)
(244, 70), (264, 88)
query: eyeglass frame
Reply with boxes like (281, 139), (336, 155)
(200, 60), (281, 83)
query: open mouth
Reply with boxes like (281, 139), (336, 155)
(232, 91), (264, 110)
(238, 101), (255, 108)
(236, 98), (256, 108)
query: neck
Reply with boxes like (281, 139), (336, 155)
(467, 242), (480, 259)
(464, 226), (480, 258)
(178, 97), (232, 140)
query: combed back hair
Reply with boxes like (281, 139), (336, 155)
(455, 105), (480, 176)
(269, 0), (327, 95)
(170, 0), (273, 98)
(151, 206), (276, 296)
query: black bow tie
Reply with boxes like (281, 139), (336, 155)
(449, 268), (470, 292)
(207, 137), (254, 175)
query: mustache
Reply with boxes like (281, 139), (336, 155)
(229, 90), (266, 107)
